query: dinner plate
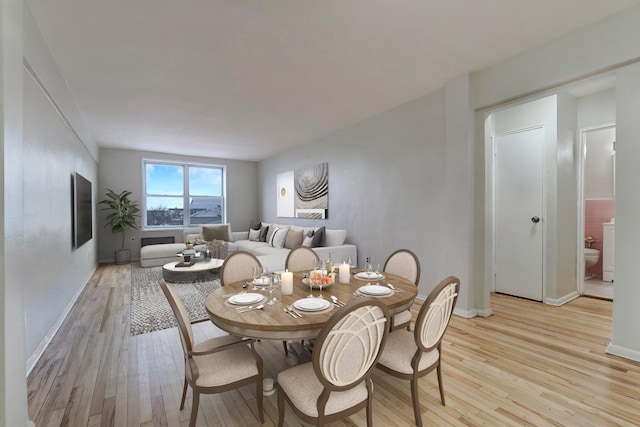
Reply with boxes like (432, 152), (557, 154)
(355, 272), (384, 280)
(293, 298), (332, 312)
(228, 293), (263, 305)
(358, 285), (392, 296)
(252, 277), (271, 286)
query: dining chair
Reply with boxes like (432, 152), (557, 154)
(220, 251), (292, 354)
(383, 249), (421, 331)
(277, 298), (390, 426)
(285, 246), (320, 272)
(375, 276), (459, 427)
(219, 251), (261, 286)
(160, 281), (264, 427)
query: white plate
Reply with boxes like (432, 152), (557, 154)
(252, 277), (271, 286)
(228, 293), (263, 305)
(358, 285), (392, 296)
(293, 298), (332, 312)
(355, 272), (384, 280)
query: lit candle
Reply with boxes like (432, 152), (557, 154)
(339, 262), (350, 284)
(281, 270), (293, 295)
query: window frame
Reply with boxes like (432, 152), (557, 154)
(142, 159), (227, 230)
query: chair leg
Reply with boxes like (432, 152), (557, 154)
(410, 379), (422, 427)
(189, 390), (200, 427)
(277, 387), (285, 427)
(437, 363), (445, 405)
(180, 377), (188, 410)
(366, 392), (373, 426)
(282, 340), (288, 355)
(257, 377), (264, 423)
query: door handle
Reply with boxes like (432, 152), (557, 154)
(531, 216), (540, 223)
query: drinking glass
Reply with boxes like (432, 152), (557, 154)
(252, 266), (261, 290)
(268, 273), (278, 305)
(307, 269), (316, 298)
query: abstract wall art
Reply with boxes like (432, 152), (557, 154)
(277, 162), (328, 218)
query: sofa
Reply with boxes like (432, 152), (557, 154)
(140, 222), (357, 273)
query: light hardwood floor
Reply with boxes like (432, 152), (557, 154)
(27, 263), (640, 426)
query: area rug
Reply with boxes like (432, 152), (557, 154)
(130, 264), (220, 336)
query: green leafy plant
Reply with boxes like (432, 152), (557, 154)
(99, 189), (140, 251)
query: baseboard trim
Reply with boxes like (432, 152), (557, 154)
(26, 265), (98, 376)
(544, 291), (580, 306)
(606, 343), (640, 363)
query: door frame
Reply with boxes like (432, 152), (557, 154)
(576, 123), (616, 294)
(489, 124), (547, 300)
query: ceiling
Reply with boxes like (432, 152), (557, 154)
(26, 0), (638, 162)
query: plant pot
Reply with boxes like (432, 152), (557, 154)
(114, 249), (131, 265)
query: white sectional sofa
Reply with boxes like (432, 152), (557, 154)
(140, 223), (357, 273)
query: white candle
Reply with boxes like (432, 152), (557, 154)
(339, 263), (350, 284)
(281, 270), (293, 295)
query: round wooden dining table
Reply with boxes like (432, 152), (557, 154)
(204, 269), (418, 341)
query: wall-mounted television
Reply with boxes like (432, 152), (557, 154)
(73, 172), (93, 248)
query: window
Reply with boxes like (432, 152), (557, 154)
(143, 160), (225, 228)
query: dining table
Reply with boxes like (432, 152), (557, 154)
(204, 269), (418, 342)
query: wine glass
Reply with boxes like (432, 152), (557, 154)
(318, 260), (326, 299)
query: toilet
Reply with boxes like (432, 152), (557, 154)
(584, 248), (600, 277)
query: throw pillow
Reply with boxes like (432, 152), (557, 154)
(250, 220), (262, 230)
(270, 227), (289, 248)
(259, 225), (269, 242)
(324, 229), (347, 247)
(302, 231), (314, 247)
(248, 228), (261, 242)
(311, 226), (325, 248)
(266, 225), (278, 243)
(284, 229), (304, 249)
(202, 224), (230, 242)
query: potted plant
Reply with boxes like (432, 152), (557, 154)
(99, 189), (140, 264)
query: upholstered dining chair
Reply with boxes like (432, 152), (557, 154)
(383, 249), (421, 330)
(375, 276), (459, 427)
(220, 251), (261, 286)
(277, 298), (390, 426)
(160, 281), (264, 427)
(285, 246), (320, 272)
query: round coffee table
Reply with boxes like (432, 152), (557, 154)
(162, 258), (224, 283)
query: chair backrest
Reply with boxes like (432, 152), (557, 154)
(220, 251), (261, 286)
(414, 276), (459, 353)
(160, 281), (194, 357)
(383, 249), (421, 285)
(285, 246), (320, 272)
(313, 299), (389, 391)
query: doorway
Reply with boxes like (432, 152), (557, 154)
(579, 125), (615, 300)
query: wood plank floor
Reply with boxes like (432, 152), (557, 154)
(27, 263), (640, 426)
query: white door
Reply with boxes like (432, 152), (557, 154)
(494, 127), (544, 301)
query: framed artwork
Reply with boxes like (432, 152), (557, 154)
(277, 162), (328, 218)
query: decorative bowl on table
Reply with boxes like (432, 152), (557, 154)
(303, 271), (334, 289)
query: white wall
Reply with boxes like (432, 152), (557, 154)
(97, 148), (259, 262)
(609, 61), (640, 361)
(259, 89), (453, 304)
(1, 0), (28, 425)
(577, 88), (616, 130)
(22, 5), (99, 369)
(1, 4), (99, 425)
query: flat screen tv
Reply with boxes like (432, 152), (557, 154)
(73, 172), (93, 248)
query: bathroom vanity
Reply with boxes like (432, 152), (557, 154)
(603, 222), (615, 282)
